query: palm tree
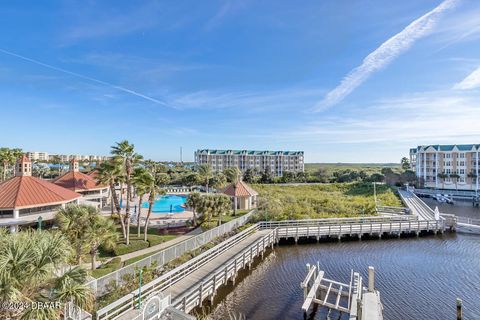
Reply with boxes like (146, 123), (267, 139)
(143, 173), (165, 241)
(0, 148), (16, 181)
(186, 192), (202, 227)
(211, 173), (227, 191)
(224, 167), (241, 215)
(132, 167), (150, 238)
(467, 171), (477, 190)
(84, 214), (118, 270)
(449, 173), (460, 190)
(56, 205), (90, 265)
(56, 205), (119, 270)
(111, 140), (143, 245)
(197, 164), (212, 193)
(97, 161), (126, 239)
(212, 194), (232, 226)
(437, 172), (448, 189)
(0, 229), (93, 319)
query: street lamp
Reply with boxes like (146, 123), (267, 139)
(37, 216), (43, 231)
(137, 269), (143, 309)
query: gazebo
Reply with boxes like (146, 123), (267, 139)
(0, 155), (81, 232)
(223, 180), (258, 210)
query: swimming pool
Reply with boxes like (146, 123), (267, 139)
(141, 195), (187, 213)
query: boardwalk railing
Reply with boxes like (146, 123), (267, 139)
(273, 219), (446, 240)
(170, 229), (276, 313)
(258, 216), (416, 230)
(96, 224), (261, 320)
(88, 209), (256, 297)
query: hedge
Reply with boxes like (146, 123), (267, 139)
(113, 240), (149, 256)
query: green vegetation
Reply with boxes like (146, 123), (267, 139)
(0, 229), (93, 319)
(56, 205), (119, 270)
(252, 182), (401, 221)
(91, 257), (123, 278)
(0, 147), (23, 181)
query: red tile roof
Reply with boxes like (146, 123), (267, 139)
(53, 171), (106, 192)
(0, 176), (81, 209)
(223, 181), (258, 197)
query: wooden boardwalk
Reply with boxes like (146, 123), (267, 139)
(98, 216), (456, 320)
(398, 189), (435, 220)
(116, 229), (274, 319)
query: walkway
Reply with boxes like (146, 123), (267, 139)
(117, 229), (271, 320)
(398, 189), (435, 220)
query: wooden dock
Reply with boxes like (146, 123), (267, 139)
(97, 216), (456, 320)
(302, 264), (383, 320)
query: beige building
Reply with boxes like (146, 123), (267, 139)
(27, 152), (110, 162)
(410, 144), (480, 191)
(26, 151), (49, 161)
(195, 149), (304, 176)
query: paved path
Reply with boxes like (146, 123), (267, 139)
(118, 230), (270, 320)
(398, 190), (435, 220)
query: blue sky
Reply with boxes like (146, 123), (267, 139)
(1, 0), (480, 162)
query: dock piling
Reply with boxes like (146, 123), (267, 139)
(456, 298), (462, 320)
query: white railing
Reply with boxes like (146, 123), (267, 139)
(88, 209), (256, 297)
(273, 219), (445, 239)
(170, 229), (276, 313)
(96, 224), (262, 320)
(258, 216), (416, 230)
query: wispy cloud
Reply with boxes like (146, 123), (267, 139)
(312, 0), (459, 112)
(290, 91), (480, 145)
(205, 0), (249, 30)
(165, 87), (325, 112)
(0, 49), (168, 107)
(453, 67), (480, 90)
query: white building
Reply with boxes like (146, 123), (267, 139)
(195, 149), (304, 176)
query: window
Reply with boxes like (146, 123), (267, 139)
(459, 169), (465, 175)
(459, 153), (465, 158)
(446, 154), (451, 158)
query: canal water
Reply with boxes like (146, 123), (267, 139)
(208, 203), (480, 320)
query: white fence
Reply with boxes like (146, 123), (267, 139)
(87, 209), (256, 297)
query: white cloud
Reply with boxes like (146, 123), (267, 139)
(312, 0), (459, 112)
(453, 67), (480, 90)
(258, 90), (480, 146)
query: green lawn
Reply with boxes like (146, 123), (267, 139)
(252, 182), (401, 220)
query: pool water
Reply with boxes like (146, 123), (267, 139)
(141, 195), (187, 213)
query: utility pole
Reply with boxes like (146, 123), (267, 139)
(373, 182), (377, 204)
(180, 147), (183, 163)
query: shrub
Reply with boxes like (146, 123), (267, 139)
(113, 240), (149, 256)
(91, 257), (123, 278)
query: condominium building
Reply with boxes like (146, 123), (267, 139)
(410, 144), (480, 191)
(26, 151), (49, 161)
(26, 152), (110, 162)
(194, 149), (304, 176)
